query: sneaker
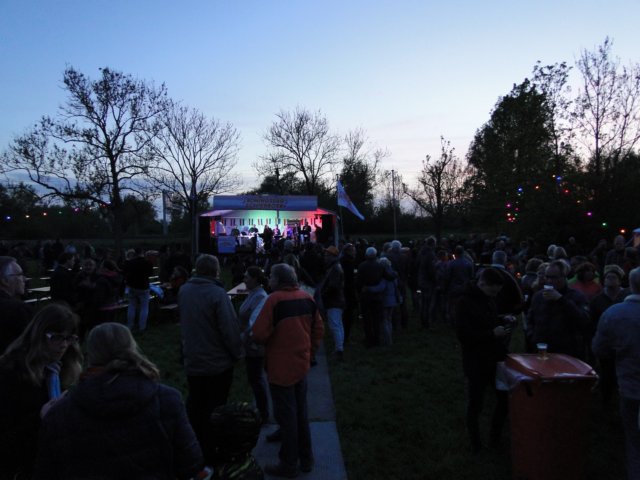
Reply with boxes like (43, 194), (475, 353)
(264, 462), (299, 478)
(266, 428), (282, 443)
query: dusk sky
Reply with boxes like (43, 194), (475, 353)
(1, 0), (639, 192)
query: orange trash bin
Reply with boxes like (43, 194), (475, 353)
(505, 353), (597, 480)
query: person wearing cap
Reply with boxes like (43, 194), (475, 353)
(592, 266), (640, 480)
(318, 246), (345, 359)
(589, 264), (629, 406)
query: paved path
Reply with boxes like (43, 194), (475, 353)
(253, 343), (348, 479)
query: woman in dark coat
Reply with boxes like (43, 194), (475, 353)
(34, 322), (204, 480)
(0, 303), (83, 479)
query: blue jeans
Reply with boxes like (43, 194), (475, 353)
(270, 377), (313, 469)
(620, 396), (640, 480)
(127, 288), (150, 331)
(326, 308), (344, 352)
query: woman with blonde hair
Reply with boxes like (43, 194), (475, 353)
(0, 302), (83, 479)
(34, 322), (204, 479)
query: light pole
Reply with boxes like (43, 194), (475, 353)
(391, 169), (397, 238)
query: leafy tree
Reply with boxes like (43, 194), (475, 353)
(2, 66), (169, 251)
(405, 137), (467, 243)
(257, 107), (340, 195)
(147, 101), (240, 255)
(466, 79), (559, 229)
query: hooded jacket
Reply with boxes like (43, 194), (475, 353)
(34, 370), (203, 480)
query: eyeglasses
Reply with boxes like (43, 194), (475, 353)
(45, 333), (79, 345)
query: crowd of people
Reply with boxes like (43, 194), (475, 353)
(0, 231), (639, 479)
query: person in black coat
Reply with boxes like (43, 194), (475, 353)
(50, 252), (78, 307)
(455, 268), (511, 453)
(0, 256), (32, 354)
(34, 322), (204, 480)
(0, 303), (83, 479)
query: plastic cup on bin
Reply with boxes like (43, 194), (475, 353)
(536, 342), (548, 359)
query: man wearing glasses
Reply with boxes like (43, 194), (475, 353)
(0, 256), (32, 353)
(526, 260), (590, 359)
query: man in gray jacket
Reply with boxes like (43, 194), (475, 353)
(178, 254), (242, 463)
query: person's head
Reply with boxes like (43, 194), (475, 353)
(426, 236), (436, 248)
(379, 257), (391, 268)
(283, 240), (294, 252)
(244, 266), (267, 290)
(365, 247), (377, 259)
(342, 243), (355, 258)
(603, 264), (624, 289)
(324, 246), (339, 265)
(58, 252), (75, 269)
(87, 322), (159, 380)
(390, 240), (402, 252)
(492, 250), (507, 266)
(195, 254), (220, 278)
(525, 258), (543, 274)
(575, 262), (596, 282)
(170, 265), (189, 281)
(545, 260), (568, 289)
(101, 259), (119, 272)
(0, 256), (26, 297)
(614, 235), (625, 251)
(1, 303), (82, 387)
(454, 245), (465, 258)
(546, 244), (557, 259)
(269, 263), (298, 291)
(553, 246), (568, 260)
(477, 268), (505, 297)
(629, 267), (640, 294)
(81, 258), (96, 274)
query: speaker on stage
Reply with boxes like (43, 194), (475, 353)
(317, 214), (334, 244)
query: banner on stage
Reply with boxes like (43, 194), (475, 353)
(213, 195), (318, 211)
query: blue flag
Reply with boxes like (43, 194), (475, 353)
(337, 180), (365, 221)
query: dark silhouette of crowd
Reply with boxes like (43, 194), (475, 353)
(1, 230), (640, 479)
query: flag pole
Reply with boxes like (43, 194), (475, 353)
(337, 175), (345, 243)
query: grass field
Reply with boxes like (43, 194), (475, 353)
(134, 291), (627, 480)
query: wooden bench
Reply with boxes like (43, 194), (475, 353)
(25, 296), (51, 304)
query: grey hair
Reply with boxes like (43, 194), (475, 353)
(195, 254), (220, 277)
(365, 247), (377, 258)
(629, 267), (640, 294)
(492, 250), (507, 266)
(391, 240), (402, 252)
(379, 257), (391, 267)
(270, 263), (298, 287)
(0, 256), (18, 278)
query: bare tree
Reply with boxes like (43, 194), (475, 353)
(573, 37), (640, 176)
(2, 66), (168, 251)
(405, 137), (467, 242)
(532, 61), (575, 171)
(340, 129), (384, 219)
(257, 107), (340, 195)
(147, 101), (240, 253)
